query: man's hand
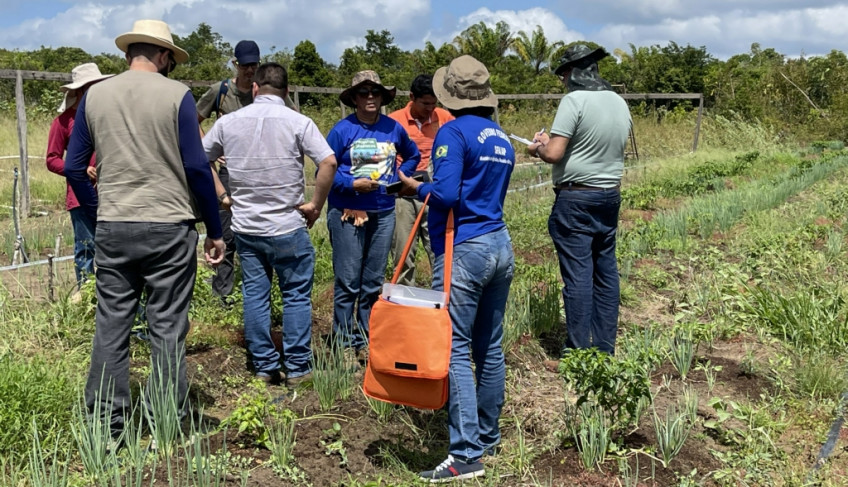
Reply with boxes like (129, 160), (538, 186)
(298, 201), (321, 228)
(397, 171), (421, 197)
(86, 166), (97, 183)
(353, 178), (380, 193)
(219, 194), (233, 211)
(204, 237), (226, 266)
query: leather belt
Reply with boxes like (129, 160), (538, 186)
(555, 182), (620, 191)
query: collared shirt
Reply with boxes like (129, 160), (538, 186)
(388, 102), (453, 171)
(46, 107), (96, 211)
(203, 94), (335, 236)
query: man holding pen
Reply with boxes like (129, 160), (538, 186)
(527, 44), (632, 362)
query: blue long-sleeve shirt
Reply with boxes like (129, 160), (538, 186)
(326, 114), (419, 211)
(65, 90), (223, 239)
(417, 115), (515, 255)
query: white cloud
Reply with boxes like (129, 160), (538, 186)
(592, 5), (848, 59)
(0, 0), (430, 64)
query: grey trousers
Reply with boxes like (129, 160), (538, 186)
(84, 221), (198, 437)
(391, 197), (435, 287)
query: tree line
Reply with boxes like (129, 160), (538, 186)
(1, 22), (846, 141)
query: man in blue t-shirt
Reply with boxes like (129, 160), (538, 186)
(399, 55), (515, 484)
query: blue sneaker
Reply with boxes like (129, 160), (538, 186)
(418, 455), (485, 483)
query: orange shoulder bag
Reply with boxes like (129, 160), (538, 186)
(363, 196), (454, 409)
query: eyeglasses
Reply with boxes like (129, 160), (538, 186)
(159, 49), (176, 73)
(236, 62), (259, 69)
(356, 87), (382, 97)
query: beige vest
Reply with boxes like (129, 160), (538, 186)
(85, 70), (199, 222)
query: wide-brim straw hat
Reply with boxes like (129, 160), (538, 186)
(115, 19), (189, 65)
(554, 44), (609, 76)
(58, 63), (113, 112)
(339, 70), (396, 108)
(433, 55), (498, 111)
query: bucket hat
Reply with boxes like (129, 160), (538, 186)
(58, 63), (114, 112)
(115, 19), (189, 65)
(554, 44), (609, 76)
(339, 70), (396, 108)
(432, 55), (498, 110)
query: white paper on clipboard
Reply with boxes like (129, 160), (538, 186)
(509, 134), (534, 146)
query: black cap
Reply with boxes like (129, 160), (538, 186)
(234, 40), (260, 64)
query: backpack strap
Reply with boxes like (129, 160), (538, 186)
(213, 79), (230, 118)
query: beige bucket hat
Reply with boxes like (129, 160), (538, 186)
(339, 70), (396, 108)
(433, 55), (498, 110)
(115, 19), (189, 64)
(58, 63), (113, 112)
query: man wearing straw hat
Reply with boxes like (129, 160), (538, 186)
(65, 19), (225, 442)
(527, 44), (632, 360)
(45, 63), (112, 287)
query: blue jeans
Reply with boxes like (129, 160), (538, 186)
(69, 207), (96, 286)
(235, 229), (315, 378)
(433, 227), (514, 462)
(548, 188), (621, 354)
(327, 206), (395, 350)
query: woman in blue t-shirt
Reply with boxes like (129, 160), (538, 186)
(399, 56), (515, 483)
(326, 70), (419, 365)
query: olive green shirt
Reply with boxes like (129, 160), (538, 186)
(196, 79), (297, 119)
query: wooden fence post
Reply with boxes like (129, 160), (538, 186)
(14, 70), (30, 218)
(47, 254), (55, 303)
(692, 94), (704, 152)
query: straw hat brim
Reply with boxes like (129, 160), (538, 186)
(60, 74), (114, 92)
(115, 33), (189, 64)
(432, 65), (498, 111)
(339, 82), (396, 108)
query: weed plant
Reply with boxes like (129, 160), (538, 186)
(0, 354), (76, 466)
(743, 285), (848, 355)
(793, 352), (848, 400)
(365, 394), (396, 424)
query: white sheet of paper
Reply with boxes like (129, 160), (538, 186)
(509, 133), (534, 146)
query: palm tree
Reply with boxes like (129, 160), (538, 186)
(453, 21), (514, 68)
(514, 25), (564, 74)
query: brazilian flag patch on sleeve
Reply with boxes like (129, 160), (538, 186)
(435, 145), (448, 159)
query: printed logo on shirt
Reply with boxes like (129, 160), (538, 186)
(435, 145), (448, 159)
(350, 138), (397, 183)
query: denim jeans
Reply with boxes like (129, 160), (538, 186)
(235, 228), (315, 378)
(69, 207), (95, 286)
(327, 206), (395, 350)
(432, 227), (514, 462)
(548, 188), (621, 354)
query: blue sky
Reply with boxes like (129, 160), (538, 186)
(1, 1), (846, 64)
